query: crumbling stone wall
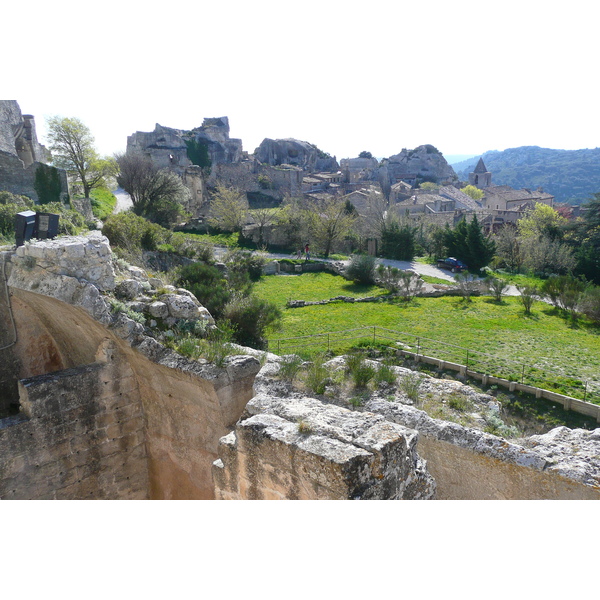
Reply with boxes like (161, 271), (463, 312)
(0, 100), (68, 203)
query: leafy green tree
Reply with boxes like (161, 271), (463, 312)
(444, 216), (495, 272)
(208, 184), (248, 233)
(358, 151), (373, 159)
(419, 181), (440, 192)
(380, 220), (417, 260)
(461, 185), (484, 200)
(46, 116), (114, 198)
(309, 195), (356, 258)
(518, 203), (565, 241)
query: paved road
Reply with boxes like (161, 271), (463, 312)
(112, 187), (133, 213)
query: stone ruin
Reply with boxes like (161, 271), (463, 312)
(1, 234), (600, 500)
(0, 100), (69, 204)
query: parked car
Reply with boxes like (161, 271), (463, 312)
(437, 257), (468, 273)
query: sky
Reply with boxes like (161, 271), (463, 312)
(4, 0), (599, 163)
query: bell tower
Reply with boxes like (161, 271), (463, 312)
(469, 158), (492, 189)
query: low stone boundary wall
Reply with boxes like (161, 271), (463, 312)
(399, 350), (600, 423)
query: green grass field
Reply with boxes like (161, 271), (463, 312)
(254, 272), (600, 401)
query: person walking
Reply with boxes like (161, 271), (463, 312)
(304, 243), (310, 261)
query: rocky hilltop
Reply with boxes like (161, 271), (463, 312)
(383, 144), (458, 185)
(255, 138), (338, 172)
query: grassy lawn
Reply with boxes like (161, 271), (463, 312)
(89, 188), (117, 220)
(254, 272), (600, 400)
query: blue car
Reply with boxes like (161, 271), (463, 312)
(437, 257), (468, 273)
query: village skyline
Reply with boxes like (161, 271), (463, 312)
(5, 1), (598, 162)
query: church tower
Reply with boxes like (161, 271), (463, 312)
(469, 158), (492, 189)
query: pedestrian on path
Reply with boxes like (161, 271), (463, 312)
(304, 243), (310, 261)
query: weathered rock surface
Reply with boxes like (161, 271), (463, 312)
(518, 427), (600, 488)
(255, 138), (337, 172)
(214, 393), (436, 499)
(383, 144), (458, 185)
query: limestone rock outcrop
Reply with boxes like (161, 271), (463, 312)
(255, 138), (338, 172)
(383, 144), (458, 185)
(213, 393), (436, 500)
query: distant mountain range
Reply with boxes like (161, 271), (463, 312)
(450, 146), (600, 204)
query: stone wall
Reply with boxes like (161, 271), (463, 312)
(0, 345), (148, 500)
(213, 394), (436, 500)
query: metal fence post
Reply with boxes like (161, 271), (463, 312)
(466, 350), (469, 371)
(328, 333), (330, 352)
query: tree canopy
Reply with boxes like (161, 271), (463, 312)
(115, 153), (189, 226)
(46, 116), (114, 198)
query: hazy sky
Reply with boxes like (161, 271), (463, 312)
(5, 0), (598, 161)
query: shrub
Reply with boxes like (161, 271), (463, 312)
(278, 355), (304, 383)
(399, 371), (422, 403)
(346, 353), (376, 388)
(447, 393), (471, 412)
(223, 293), (281, 349)
(516, 284), (538, 315)
(177, 262), (230, 320)
(103, 211), (168, 251)
(375, 363), (397, 386)
(580, 285), (600, 323)
(296, 419), (313, 434)
(485, 276), (509, 302)
(346, 254), (376, 285)
(305, 354), (329, 395)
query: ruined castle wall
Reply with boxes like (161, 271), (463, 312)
(416, 436), (600, 500)
(0, 152), (63, 203)
(0, 356), (148, 500)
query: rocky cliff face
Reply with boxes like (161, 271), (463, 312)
(126, 117), (243, 173)
(255, 138), (338, 172)
(383, 144), (458, 185)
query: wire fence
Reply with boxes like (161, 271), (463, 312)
(268, 326), (600, 406)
